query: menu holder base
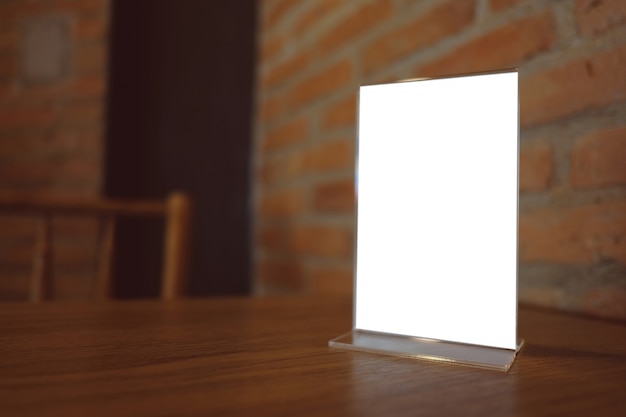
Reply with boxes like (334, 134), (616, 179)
(329, 330), (524, 372)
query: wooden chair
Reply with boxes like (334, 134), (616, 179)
(0, 192), (192, 301)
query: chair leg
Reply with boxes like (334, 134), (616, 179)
(31, 216), (53, 302)
(161, 192), (191, 299)
(94, 216), (116, 300)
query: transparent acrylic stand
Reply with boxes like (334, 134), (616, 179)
(329, 330), (524, 372)
(331, 69), (523, 372)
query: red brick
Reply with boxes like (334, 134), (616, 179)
(583, 286), (626, 320)
(571, 126), (626, 189)
(313, 180), (355, 213)
(51, 217), (100, 237)
(419, 12), (556, 77)
(0, 219), (99, 300)
(58, 101), (104, 127)
(0, 107), (56, 129)
(258, 95), (282, 123)
(0, 53), (17, 79)
(318, 1), (393, 53)
(0, 0), (107, 20)
(302, 139), (354, 173)
(50, 271), (95, 300)
(0, 136), (38, 158)
(0, 157), (101, 188)
(257, 258), (304, 290)
(519, 140), (553, 192)
(73, 16), (109, 43)
(0, 184), (99, 198)
(257, 163), (271, 186)
(74, 16), (108, 40)
(69, 75), (106, 97)
(58, 0), (110, 13)
(288, 224), (352, 259)
(54, 241), (98, 266)
(322, 92), (356, 131)
(260, 152), (305, 186)
(74, 43), (108, 75)
(311, 265), (353, 295)
(256, 159), (283, 185)
(262, 51), (310, 90)
(30, 244), (98, 272)
(363, 1), (475, 75)
(0, 131), (101, 159)
(0, 243), (33, 266)
(521, 44), (626, 127)
(260, 36), (284, 62)
(0, 84), (17, 102)
(0, 0), (28, 18)
(262, 115), (308, 151)
(263, 138), (352, 184)
(258, 188), (304, 217)
(259, 138), (354, 186)
(263, 0), (300, 29)
(292, 0), (341, 39)
(0, 75), (105, 105)
(575, 0), (626, 37)
(490, 0), (526, 12)
(0, 216), (40, 240)
(0, 185), (100, 201)
(285, 60), (353, 110)
(519, 202), (626, 264)
(0, 28), (18, 51)
(257, 225), (286, 251)
(0, 216), (98, 242)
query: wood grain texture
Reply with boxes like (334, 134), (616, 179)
(0, 296), (624, 417)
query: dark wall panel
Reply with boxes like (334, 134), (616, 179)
(105, 0), (256, 297)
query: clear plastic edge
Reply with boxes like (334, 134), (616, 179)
(345, 69), (523, 373)
(346, 69), (522, 373)
(329, 329), (524, 372)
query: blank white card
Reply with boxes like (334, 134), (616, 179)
(355, 71), (518, 350)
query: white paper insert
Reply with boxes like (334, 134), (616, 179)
(355, 71), (518, 350)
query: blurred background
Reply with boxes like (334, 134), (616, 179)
(0, 0), (624, 319)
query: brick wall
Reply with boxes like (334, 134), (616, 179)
(0, 0), (110, 299)
(254, 0), (626, 320)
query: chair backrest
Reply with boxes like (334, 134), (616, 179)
(0, 192), (192, 301)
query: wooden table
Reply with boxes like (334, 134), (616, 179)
(1, 296), (625, 416)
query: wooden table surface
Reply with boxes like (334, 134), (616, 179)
(1, 296), (625, 417)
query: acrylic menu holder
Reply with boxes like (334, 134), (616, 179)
(329, 69), (523, 372)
